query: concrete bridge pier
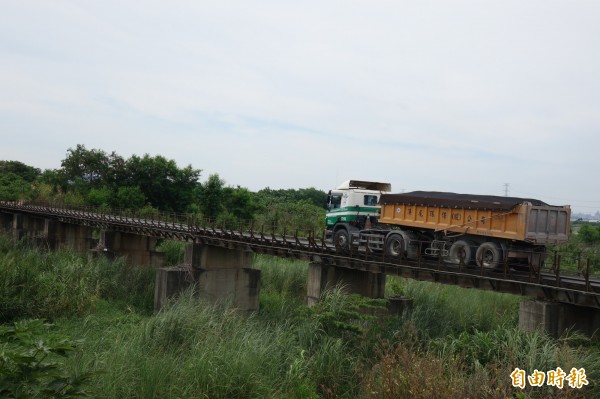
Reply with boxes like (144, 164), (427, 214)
(0, 210), (90, 251)
(154, 243), (260, 312)
(11, 213), (25, 242)
(519, 300), (600, 338)
(0, 212), (12, 233)
(306, 262), (386, 306)
(100, 231), (164, 267)
(10, 213), (49, 244)
(52, 222), (93, 251)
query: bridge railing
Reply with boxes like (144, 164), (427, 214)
(0, 199), (328, 247)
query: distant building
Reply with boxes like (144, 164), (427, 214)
(572, 218), (600, 223)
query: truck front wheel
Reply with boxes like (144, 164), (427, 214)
(333, 229), (349, 252)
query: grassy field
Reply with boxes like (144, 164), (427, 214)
(1, 235), (598, 398)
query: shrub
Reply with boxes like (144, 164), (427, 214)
(0, 319), (91, 398)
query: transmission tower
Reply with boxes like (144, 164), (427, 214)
(503, 183), (510, 197)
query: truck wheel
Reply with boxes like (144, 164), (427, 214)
(385, 234), (405, 258)
(333, 229), (349, 252)
(445, 240), (474, 265)
(476, 242), (502, 269)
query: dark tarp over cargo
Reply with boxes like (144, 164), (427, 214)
(379, 191), (550, 211)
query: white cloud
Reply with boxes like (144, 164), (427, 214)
(1, 0), (599, 213)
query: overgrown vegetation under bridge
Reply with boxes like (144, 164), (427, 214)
(0, 234), (599, 398)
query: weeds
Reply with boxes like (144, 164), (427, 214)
(1, 237), (598, 398)
(0, 234), (154, 322)
(387, 276), (521, 338)
(0, 319), (92, 398)
(364, 325), (598, 399)
(155, 240), (185, 266)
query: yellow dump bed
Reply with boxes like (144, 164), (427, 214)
(378, 192), (570, 245)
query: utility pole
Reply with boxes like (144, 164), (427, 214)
(503, 183), (510, 197)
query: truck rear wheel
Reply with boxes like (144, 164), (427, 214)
(385, 233), (405, 258)
(476, 242), (502, 269)
(333, 229), (349, 252)
(445, 240), (474, 266)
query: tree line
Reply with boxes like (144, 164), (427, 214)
(0, 145), (327, 232)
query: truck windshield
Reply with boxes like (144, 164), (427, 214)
(330, 194), (342, 209)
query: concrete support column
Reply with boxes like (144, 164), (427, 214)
(11, 214), (47, 242)
(101, 231), (164, 267)
(307, 262), (386, 306)
(519, 300), (600, 338)
(184, 243), (253, 270)
(43, 219), (58, 250)
(12, 214), (24, 242)
(28, 216), (48, 248)
(154, 243), (260, 312)
(186, 244), (260, 311)
(30, 216), (46, 236)
(387, 296), (414, 315)
(1, 214), (97, 254)
(2, 214), (90, 252)
(60, 223), (93, 252)
(0, 212), (12, 232)
(154, 266), (197, 312)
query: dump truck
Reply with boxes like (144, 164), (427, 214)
(325, 180), (571, 269)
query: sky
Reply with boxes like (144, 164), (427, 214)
(1, 1), (599, 214)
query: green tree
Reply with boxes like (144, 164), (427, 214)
(296, 187), (328, 208)
(38, 169), (68, 196)
(223, 186), (257, 220)
(201, 174), (225, 220)
(104, 151), (127, 188)
(0, 161), (40, 182)
(253, 200), (325, 234)
(86, 187), (112, 207)
(578, 224), (600, 244)
(255, 187), (327, 209)
(0, 161), (41, 201)
(124, 154), (200, 212)
(60, 144), (111, 189)
(0, 173), (29, 201)
(111, 186), (146, 209)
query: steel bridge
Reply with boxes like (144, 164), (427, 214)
(1, 200), (599, 311)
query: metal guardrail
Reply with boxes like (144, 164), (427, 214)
(1, 200), (600, 309)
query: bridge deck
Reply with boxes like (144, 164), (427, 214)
(1, 200), (599, 309)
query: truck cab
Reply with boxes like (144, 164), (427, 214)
(325, 180), (391, 250)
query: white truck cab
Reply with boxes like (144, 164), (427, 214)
(325, 180), (391, 249)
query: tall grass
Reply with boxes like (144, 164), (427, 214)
(254, 255), (307, 297)
(155, 239), (186, 266)
(2, 235), (598, 398)
(364, 326), (599, 399)
(64, 288), (365, 398)
(254, 255), (309, 320)
(387, 276), (521, 338)
(0, 233), (155, 321)
(372, 277), (599, 398)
